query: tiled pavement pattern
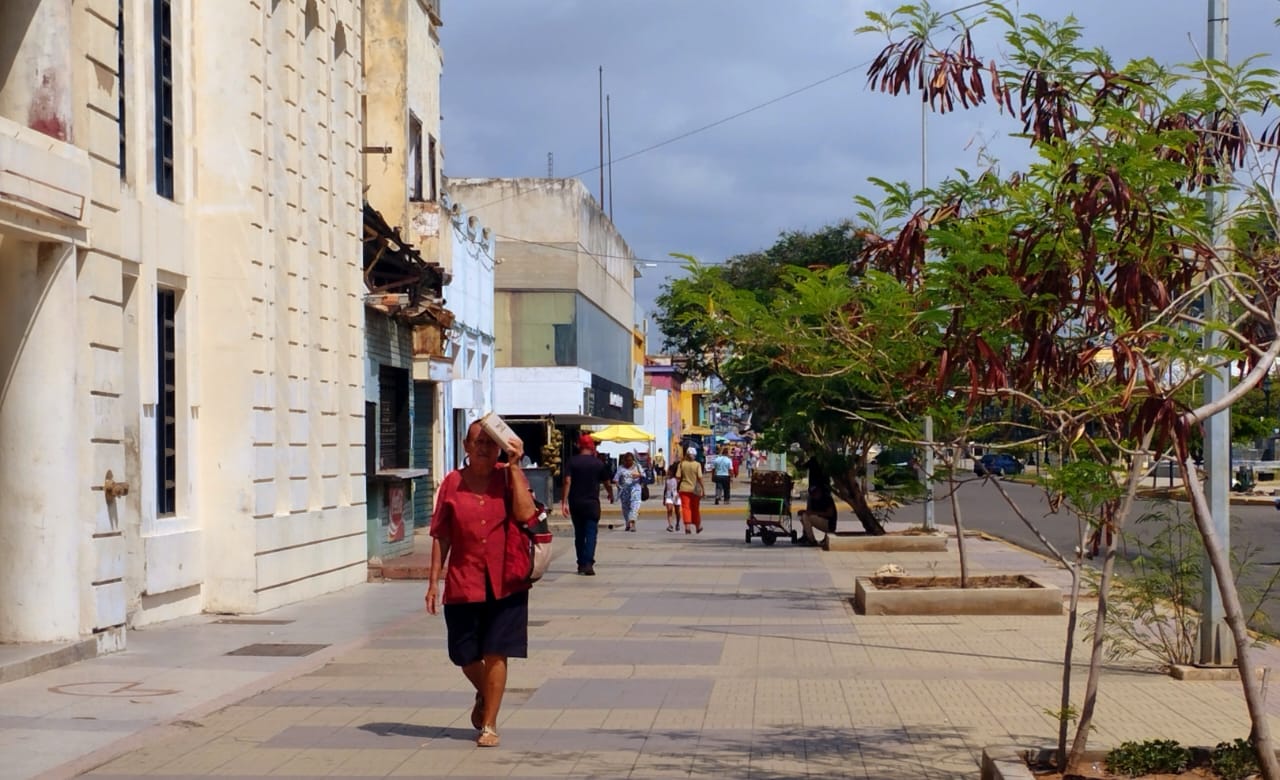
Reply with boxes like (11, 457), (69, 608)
(7, 515), (1280, 779)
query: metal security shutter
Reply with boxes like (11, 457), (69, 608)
(378, 366), (409, 469)
(412, 383), (435, 527)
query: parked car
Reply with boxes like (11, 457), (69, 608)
(974, 453), (1023, 477)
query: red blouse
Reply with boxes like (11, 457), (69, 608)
(430, 466), (526, 604)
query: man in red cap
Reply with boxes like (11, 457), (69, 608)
(561, 433), (614, 575)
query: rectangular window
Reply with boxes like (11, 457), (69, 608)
(118, 0), (126, 178)
(427, 134), (438, 201)
(408, 114), (423, 202)
(155, 288), (177, 516)
(153, 0), (174, 199)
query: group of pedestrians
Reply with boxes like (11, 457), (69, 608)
(561, 437), (711, 574)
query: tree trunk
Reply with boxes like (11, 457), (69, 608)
(989, 477), (1082, 770)
(1181, 456), (1280, 780)
(946, 449), (968, 587)
(1058, 564), (1082, 769)
(1067, 507), (1119, 770)
(1067, 444), (1149, 773)
(832, 470), (885, 535)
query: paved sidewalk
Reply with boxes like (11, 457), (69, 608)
(5, 514), (1280, 779)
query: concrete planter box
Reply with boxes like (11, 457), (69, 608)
(827, 532), (947, 553)
(854, 574), (1062, 616)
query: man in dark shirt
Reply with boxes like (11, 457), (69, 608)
(561, 434), (614, 575)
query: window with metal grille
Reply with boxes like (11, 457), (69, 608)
(378, 366), (410, 469)
(118, 0), (126, 178)
(156, 289), (177, 516)
(153, 0), (174, 199)
(427, 134), (438, 201)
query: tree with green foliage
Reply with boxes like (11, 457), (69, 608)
(659, 3), (1280, 776)
(655, 223), (901, 534)
(855, 3), (1280, 776)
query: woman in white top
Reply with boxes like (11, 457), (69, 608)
(663, 462), (681, 532)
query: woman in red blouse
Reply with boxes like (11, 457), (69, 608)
(426, 420), (537, 748)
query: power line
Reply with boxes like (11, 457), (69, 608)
(459, 59), (873, 214)
(493, 232), (715, 266)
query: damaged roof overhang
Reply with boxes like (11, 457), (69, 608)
(362, 202), (455, 327)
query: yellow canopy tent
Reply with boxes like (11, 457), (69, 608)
(683, 425), (713, 436)
(589, 424), (655, 443)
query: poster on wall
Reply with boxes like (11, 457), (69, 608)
(388, 483), (406, 542)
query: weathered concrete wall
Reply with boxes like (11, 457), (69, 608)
(195, 0), (367, 614)
(448, 177), (636, 333)
(0, 0), (369, 643)
(0, 240), (80, 641)
(0, 0), (73, 141)
(363, 0), (409, 229)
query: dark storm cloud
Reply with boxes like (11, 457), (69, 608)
(440, 2), (1279, 321)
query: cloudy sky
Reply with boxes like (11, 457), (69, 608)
(440, 1), (1279, 337)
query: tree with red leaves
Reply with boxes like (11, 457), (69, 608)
(856, 3), (1280, 775)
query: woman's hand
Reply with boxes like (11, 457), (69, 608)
(425, 583), (439, 616)
(504, 436), (525, 464)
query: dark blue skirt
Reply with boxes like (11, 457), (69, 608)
(442, 589), (529, 666)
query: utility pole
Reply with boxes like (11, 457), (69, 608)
(921, 99), (935, 531)
(598, 66), (605, 205)
(606, 94), (614, 219)
(1199, 0), (1233, 667)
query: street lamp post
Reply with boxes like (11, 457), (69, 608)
(1198, 0), (1233, 668)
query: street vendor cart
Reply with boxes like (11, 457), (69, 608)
(745, 470), (797, 545)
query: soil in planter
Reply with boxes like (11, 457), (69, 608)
(1029, 754), (1221, 779)
(872, 574), (1037, 590)
(894, 526), (946, 536)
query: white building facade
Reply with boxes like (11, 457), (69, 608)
(440, 193), (497, 472)
(0, 0), (367, 645)
(447, 178), (639, 427)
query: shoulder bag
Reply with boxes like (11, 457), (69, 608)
(504, 470), (553, 587)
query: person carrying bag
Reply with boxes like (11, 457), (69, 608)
(425, 420), (538, 748)
(504, 472), (552, 585)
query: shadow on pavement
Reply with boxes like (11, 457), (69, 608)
(359, 721), (476, 742)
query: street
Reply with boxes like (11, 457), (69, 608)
(912, 477), (1280, 633)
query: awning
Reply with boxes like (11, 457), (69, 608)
(589, 424), (655, 443)
(684, 425), (713, 435)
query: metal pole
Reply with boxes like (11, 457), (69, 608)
(598, 66), (604, 204)
(923, 415), (935, 530)
(1199, 0), (1234, 667)
(606, 94), (614, 219)
(921, 100), (936, 531)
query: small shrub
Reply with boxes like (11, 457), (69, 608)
(1105, 739), (1191, 776)
(1211, 738), (1258, 780)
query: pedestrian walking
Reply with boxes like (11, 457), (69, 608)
(614, 452), (644, 532)
(561, 434), (614, 575)
(712, 447), (733, 504)
(424, 420), (538, 748)
(653, 448), (666, 473)
(677, 446), (705, 534)
(664, 462), (681, 532)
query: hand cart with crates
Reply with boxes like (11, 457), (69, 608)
(745, 470), (797, 545)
